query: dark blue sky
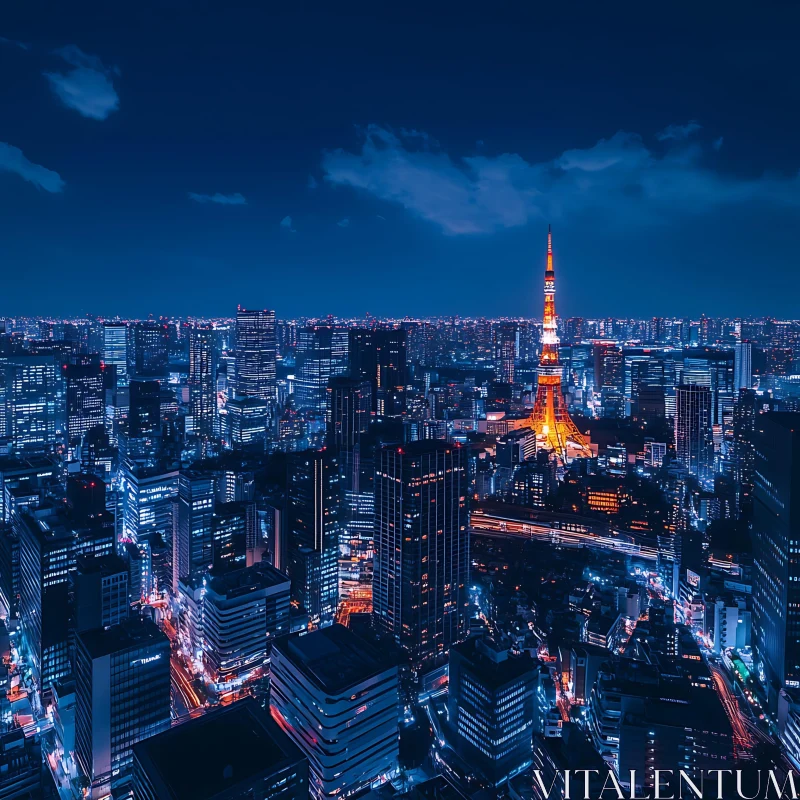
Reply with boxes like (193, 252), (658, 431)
(2, 2), (800, 319)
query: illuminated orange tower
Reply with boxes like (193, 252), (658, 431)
(530, 226), (592, 460)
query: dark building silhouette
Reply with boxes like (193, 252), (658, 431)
(348, 328), (407, 418)
(374, 441), (468, 662)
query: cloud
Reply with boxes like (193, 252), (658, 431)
(713, 136), (724, 151)
(656, 121), (702, 141)
(44, 45), (119, 120)
(280, 215), (296, 232)
(308, 175), (318, 190)
(188, 191), (247, 205)
(336, 217), (350, 228)
(322, 123), (800, 236)
(0, 36), (29, 51)
(0, 142), (64, 192)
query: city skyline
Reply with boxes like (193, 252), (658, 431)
(3, 4), (800, 318)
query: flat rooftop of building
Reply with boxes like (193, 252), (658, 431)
(76, 552), (128, 576)
(77, 617), (167, 660)
(207, 562), (290, 598)
(276, 623), (395, 694)
(133, 698), (304, 799)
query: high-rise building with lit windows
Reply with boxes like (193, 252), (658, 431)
(348, 328), (407, 418)
(752, 412), (800, 703)
(373, 441), (468, 662)
(102, 323), (128, 386)
(295, 327), (348, 414)
(4, 354), (61, 454)
(64, 357), (105, 445)
(286, 450), (340, 628)
(270, 624), (399, 800)
(75, 617), (170, 799)
(675, 384), (713, 485)
(188, 326), (216, 442)
(173, 471), (215, 590)
(131, 321), (169, 377)
(235, 307), (277, 403)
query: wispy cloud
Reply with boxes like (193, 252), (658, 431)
(188, 191), (247, 205)
(336, 217), (350, 228)
(280, 215), (296, 233)
(0, 36), (29, 51)
(322, 123), (800, 236)
(713, 136), (724, 151)
(0, 142), (64, 192)
(656, 120), (702, 141)
(308, 175), (318, 190)
(44, 45), (119, 120)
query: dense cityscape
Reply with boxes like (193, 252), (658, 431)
(0, 224), (798, 799)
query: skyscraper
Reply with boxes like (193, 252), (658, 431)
(494, 322), (517, 385)
(130, 321), (169, 378)
(348, 328), (407, 418)
(75, 617), (171, 798)
(674, 384), (713, 485)
(64, 357), (105, 445)
(4, 354), (60, 454)
(188, 326), (216, 442)
(295, 327), (348, 414)
(529, 228), (591, 460)
(734, 340), (753, 391)
(286, 451), (340, 628)
(326, 376), (372, 450)
(374, 441), (468, 662)
(270, 625), (399, 800)
(235, 307), (277, 403)
(102, 323), (128, 386)
(752, 412), (800, 702)
(173, 471), (215, 590)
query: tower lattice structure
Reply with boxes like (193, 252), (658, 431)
(529, 227), (592, 460)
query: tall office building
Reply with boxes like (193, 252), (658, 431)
(128, 378), (161, 439)
(326, 377), (374, 569)
(348, 328), (407, 418)
(752, 413), (800, 702)
(131, 322), (169, 378)
(75, 617), (171, 798)
(373, 441), (468, 662)
(448, 637), (537, 786)
(173, 471), (215, 590)
(493, 323), (517, 385)
(121, 461), (179, 546)
(295, 327), (348, 414)
(102, 323), (128, 386)
(286, 451), (340, 628)
(235, 308), (277, 403)
(74, 553), (130, 634)
(188, 326), (216, 442)
(64, 357), (105, 445)
(734, 340), (753, 391)
(17, 503), (115, 687)
(270, 625), (399, 800)
(133, 698), (308, 800)
(224, 394), (269, 452)
(326, 377), (371, 450)
(202, 563), (291, 690)
(674, 384), (713, 485)
(4, 354), (60, 454)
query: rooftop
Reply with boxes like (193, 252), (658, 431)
(133, 698), (305, 799)
(77, 617), (168, 660)
(276, 623), (395, 694)
(207, 562), (290, 599)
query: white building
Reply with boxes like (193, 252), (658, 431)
(270, 624), (399, 800)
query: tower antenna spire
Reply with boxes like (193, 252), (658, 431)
(529, 226), (591, 461)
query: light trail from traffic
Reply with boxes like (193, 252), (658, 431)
(470, 510), (659, 561)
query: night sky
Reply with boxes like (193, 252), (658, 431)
(2, 2), (800, 319)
